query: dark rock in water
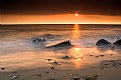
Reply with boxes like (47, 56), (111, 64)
(46, 40), (72, 48)
(32, 34), (61, 44)
(89, 55), (93, 56)
(113, 39), (121, 49)
(99, 55), (104, 57)
(41, 34), (54, 38)
(51, 61), (61, 65)
(32, 37), (46, 43)
(113, 39), (121, 46)
(41, 34), (62, 39)
(116, 37), (121, 41)
(53, 61), (58, 65)
(41, 34), (62, 41)
(46, 58), (52, 61)
(96, 39), (112, 47)
(62, 55), (71, 59)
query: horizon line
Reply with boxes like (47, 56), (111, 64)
(1, 23), (121, 25)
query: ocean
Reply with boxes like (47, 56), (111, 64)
(0, 24), (121, 71)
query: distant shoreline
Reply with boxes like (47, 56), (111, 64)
(1, 24), (121, 26)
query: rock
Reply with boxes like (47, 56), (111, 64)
(99, 55), (104, 57)
(32, 34), (61, 44)
(32, 37), (46, 43)
(41, 34), (61, 40)
(89, 55), (93, 56)
(96, 39), (112, 47)
(1, 68), (5, 70)
(51, 67), (55, 70)
(11, 75), (20, 79)
(116, 37), (121, 41)
(84, 75), (98, 80)
(41, 34), (54, 38)
(46, 58), (52, 61)
(113, 39), (121, 46)
(51, 61), (61, 65)
(35, 74), (42, 76)
(46, 40), (72, 48)
(113, 39), (121, 49)
(71, 78), (80, 80)
(53, 61), (59, 65)
(62, 55), (71, 59)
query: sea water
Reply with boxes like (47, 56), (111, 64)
(0, 24), (121, 71)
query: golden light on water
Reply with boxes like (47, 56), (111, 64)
(70, 24), (83, 68)
(70, 47), (83, 68)
(74, 48), (80, 54)
(72, 24), (81, 39)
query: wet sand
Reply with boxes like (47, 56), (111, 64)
(1, 59), (121, 80)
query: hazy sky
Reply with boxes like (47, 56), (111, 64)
(1, 0), (121, 24)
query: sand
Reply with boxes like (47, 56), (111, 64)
(0, 59), (121, 80)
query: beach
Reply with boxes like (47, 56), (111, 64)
(1, 59), (121, 80)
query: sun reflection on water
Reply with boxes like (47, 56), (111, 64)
(72, 24), (81, 39)
(69, 47), (83, 68)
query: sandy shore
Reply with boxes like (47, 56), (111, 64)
(1, 59), (121, 80)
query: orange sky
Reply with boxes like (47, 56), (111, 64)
(1, 14), (121, 24)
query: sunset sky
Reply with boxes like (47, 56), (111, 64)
(1, 0), (121, 24)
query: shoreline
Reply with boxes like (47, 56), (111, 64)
(1, 59), (121, 80)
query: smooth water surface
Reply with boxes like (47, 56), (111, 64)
(0, 24), (121, 71)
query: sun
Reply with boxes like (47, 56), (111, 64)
(75, 11), (79, 16)
(75, 13), (79, 16)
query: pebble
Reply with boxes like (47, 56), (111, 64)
(1, 68), (5, 70)
(11, 75), (20, 79)
(45, 71), (49, 74)
(100, 55), (104, 57)
(36, 74), (42, 76)
(51, 67), (55, 70)
(89, 55), (93, 56)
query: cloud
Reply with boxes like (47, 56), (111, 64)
(1, 0), (121, 16)
(2, 14), (121, 24)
